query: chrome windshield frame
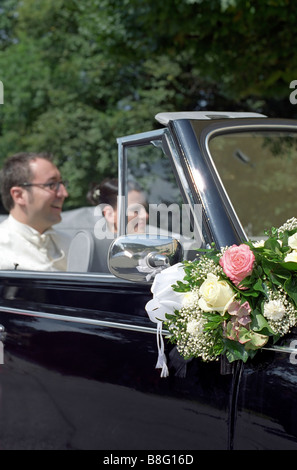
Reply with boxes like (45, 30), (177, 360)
(170, 117), (297, 248)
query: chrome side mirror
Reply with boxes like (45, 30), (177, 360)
(108, 235), (183, 282)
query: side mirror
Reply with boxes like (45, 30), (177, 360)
(108, 235), (183, 282)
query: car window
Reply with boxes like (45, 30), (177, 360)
(123, 140), (206, 259)
(208, 130), (297, 239)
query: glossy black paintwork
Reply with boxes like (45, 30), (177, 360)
(234, 347), (297, 450)
(0, 274), (234, 449)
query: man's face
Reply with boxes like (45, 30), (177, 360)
(24, 158), (68, 233)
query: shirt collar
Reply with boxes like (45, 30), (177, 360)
(8, 215), (55, 246)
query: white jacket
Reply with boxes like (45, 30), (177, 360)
(0, 215), (69, 271)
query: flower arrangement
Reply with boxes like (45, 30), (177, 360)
(145, 218), (297, 377)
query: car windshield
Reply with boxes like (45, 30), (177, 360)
(208, 130), (297, 239)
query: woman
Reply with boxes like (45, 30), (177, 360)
(87, 178), (148, 234)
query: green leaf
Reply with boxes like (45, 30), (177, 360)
(280, 261), (297, 271)
(224, 340), (250, 363)
(252, 278), (266, 293)
(173, 280), (190, 292)
(284, 276), (297, 306)
(264, 238), (282, 255)
(250, 310), (273, 335)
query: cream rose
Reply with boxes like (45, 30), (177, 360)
(198, 273), (235, 313)
(285, 250), (297, 263)
(288, 233), (297, 250)
(253, 240), (265, 248)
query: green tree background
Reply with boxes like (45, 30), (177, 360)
(0, 0), (296, 208)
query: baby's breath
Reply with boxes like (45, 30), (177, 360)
(190, 256), (223, 283)
(166, 304), (220, 362)
(278, 217), (297, 235)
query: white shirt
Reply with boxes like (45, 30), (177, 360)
(0, 215), (70, 271)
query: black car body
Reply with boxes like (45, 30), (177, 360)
(1, 111), (297, 450)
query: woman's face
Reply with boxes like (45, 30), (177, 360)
(126, 190), (149, 233)
(104, 190), (148, 233)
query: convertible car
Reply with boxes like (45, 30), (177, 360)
(1, 111), (297, 450)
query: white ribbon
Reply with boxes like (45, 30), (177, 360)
(136, 257), (163, 281)
(145, 262), (187, 377)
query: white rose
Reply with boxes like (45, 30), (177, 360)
(253, 239), (282, 248)
(263, 299), (286, 321)
(253, 240), (265, 248)
(285, 250), (297, 263)
(198, 273), (235, 314)
(288, 232), (297, 250)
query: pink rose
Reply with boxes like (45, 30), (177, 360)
(219, 244), (255, 287)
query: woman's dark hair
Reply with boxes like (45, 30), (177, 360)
(87, 178), (143, 208)
(87, 178), (118, 208)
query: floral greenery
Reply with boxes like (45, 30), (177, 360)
(163, 218), (297, 364)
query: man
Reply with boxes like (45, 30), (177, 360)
(0, 152), (69, 271)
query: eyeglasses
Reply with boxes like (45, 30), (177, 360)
(19, 180), (68, 192)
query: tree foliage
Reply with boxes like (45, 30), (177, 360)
(0, 0), (296, 208)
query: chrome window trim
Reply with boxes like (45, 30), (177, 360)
(117, 127), (203, 243)
(263, 345), (297, 355)
(0, 305), (157, 335)
(162, 129), (200, 227)
(117, 129), (166, 236)
(0, 292), (294, 352)
(1, 304), (294, 352)
(0, 270), (114, 280)
(0, 270), (150, 286)
(171, 119), (241, 247)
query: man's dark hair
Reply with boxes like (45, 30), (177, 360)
(0, 152), (54, 212)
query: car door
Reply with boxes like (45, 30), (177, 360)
(195, 117), (297, 449)
(0, 127), (236, 450)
